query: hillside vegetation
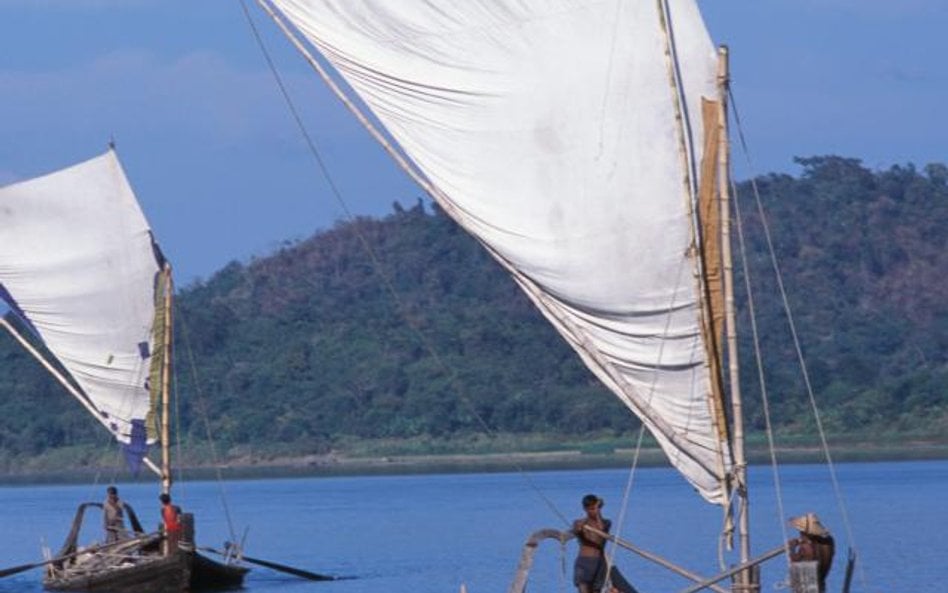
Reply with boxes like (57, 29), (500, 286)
(1, 156), (946, 470)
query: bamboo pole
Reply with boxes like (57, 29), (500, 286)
(651, 0), (732, 485)
(716, 46), (753, 588)
(0, 532), (161, 579)
(160, 264), (174, 495)
(676, 544), (786, 593)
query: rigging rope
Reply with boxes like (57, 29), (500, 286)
(607, 425), (645, 581)
(558, 538), (569, 593)
(171, 338), (184, 497)
(608, 238), (695, 576)
(239, 0), (572, 528)
(728, 88), (865, 588)
(605, 0), (683, 573)
(174, 305), (239, 547)
(726, 138), (791, 564)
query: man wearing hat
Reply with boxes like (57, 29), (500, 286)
(571, 494), (611, 593)
(787, 512), (835, 593)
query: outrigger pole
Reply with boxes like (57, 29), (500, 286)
(584, 526), (730, 593)
(585, 526), (786, 593)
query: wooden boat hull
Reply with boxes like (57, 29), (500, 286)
(44, 550), (246, 593)
(44, 553), (187, 593)
(190, 551), (250, 591)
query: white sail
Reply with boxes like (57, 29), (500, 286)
(0, 149), (164, 449)
(270, 0), (732, 502)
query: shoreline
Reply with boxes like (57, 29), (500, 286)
(2, 441), (946, 486)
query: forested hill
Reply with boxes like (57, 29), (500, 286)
(1, 156), (946, 467)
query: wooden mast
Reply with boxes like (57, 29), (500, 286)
(160, 263), (174, 495)
(716, 45), (754, 589)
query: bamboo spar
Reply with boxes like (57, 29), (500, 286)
(160, 264), (174, 495)
(582, 526), (730, 593)
(676, 544), (788, 593)
(716, 46), (752, 575)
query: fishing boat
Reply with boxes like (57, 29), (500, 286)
(0, 148), (249, 592)
(244, 1), (856, 592)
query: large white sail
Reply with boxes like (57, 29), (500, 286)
(0, 149), (165, 453)
(270, 0), (732, 502)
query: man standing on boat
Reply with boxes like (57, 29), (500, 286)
(788, 512), (835, 593)
(571, 494), (612, 593)
(103, 486), (126, 543)
(160, 493), (182, 555)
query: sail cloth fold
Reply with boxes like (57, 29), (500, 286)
(270, 0), (732, 502)
(0, 149), (164, 456)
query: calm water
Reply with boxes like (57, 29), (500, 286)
(0, 460), (944, 593)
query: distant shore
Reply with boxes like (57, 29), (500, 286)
(214, 440), (948, 478)
(2, 440), (945, 486)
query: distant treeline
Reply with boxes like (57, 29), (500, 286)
(1, 155), (946, 465)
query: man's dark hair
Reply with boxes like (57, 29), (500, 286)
(582, 494), (602, 509)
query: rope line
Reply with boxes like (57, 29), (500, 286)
(174, 304), (239, 546)
(728, 88), (864, 587)
(608, 0), (698, 570)
(171, 323), (184, 499)
(609, 244), (695, 576)
(726, 129), (790, 563)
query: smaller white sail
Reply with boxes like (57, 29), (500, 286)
(0, 149), (165, 452)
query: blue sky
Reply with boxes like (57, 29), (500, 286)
(1, 1), (945, 285)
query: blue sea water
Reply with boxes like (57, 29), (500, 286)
(0, 460), (944, 593)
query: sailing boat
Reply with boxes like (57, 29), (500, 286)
(0, 148), (248, 592)
(248, 1), (849, 592)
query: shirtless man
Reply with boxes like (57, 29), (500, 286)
(572, 494), (611, 593)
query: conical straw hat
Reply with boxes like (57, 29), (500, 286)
(789, 513), (829, 537)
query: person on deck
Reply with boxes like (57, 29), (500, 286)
(159, 493), (182, 555)
(787, 512), (835, 593)
(103, 486), (126, 543)
(572, 494), (611, 593)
